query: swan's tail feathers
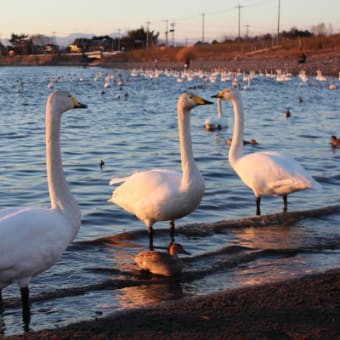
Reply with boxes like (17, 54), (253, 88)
(109, 177), (129, 186)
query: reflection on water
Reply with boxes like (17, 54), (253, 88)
(116, 281), (184, 310)
(0, 66), (339, 335)
(235, 225), (304, 249)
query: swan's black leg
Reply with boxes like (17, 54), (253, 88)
(283, 195), (288, 213)
(0, 290), (4, 335)
(255, 196), (261, 216)
(20, 287), (30, 332)
(0, 289), (2, 312)
(169, 220), (175, 242)
(148, 227), (154, 250)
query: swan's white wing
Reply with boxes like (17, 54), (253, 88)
(109, 169), (184, 220)
(0, 207), (68, 286)
(234, 151), (320, 196)
(0, 207), (23, 219)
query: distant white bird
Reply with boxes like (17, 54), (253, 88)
(0, 91), (86, 330)
(316, 69), (327, 82)
(298, 70), (308, 83)
(135, 242), (190, 276)
(108, 93), (212, 249)
(213, 88), (321, 216)
(204, 97), (225, 131)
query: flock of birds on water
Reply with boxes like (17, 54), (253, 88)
(1, 65), (339, 332)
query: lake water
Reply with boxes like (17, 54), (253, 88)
(0, 66), (339, 335)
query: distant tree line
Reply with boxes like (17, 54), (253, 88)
(2, 27), (160, 55)
(0, 24), (333, 56)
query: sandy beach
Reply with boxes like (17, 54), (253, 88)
(5, 268), (339, 340)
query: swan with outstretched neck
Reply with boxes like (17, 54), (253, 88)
(0, 91), (86, 331)
(109, 93), (212, 250)
(212, 88), (321, 216)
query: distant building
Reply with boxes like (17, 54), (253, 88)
(67, 44), (82, 53)
(43, 44), (59, 54)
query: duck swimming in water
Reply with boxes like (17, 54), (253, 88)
(330, 135), (340, 148)
(134, 242), (190, 276)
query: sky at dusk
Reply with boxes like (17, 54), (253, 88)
(1, 0), (339, 44)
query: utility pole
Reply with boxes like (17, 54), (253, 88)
(117, 28), (121, 51)
(244, 24), (250, 39)
(146, 20), (151, 48)
(164, 20), (169, 46)
(236, 3), (243, 41)
(169, 22), (175, 46)
(277, 0), (281, 45)
(52, 31), (56, 53)
(201, 13), (205, 43)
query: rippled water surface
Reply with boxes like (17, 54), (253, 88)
(0, 66), (339, 335)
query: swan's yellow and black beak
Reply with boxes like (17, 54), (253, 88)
(70, 96), (87, 109)
(211, 92), (222, 99)
(193, 95), (213, 106)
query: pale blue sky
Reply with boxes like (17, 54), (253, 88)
(1, 0), (339, 44)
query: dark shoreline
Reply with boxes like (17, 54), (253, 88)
(0, 50), (339, 77)
(6, 268), (340, 339)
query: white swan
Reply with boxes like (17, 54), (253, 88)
(212, 88), (321, 216)
(135, 242), (190, 276)
(0, 91), (86, 330)
(108, 92), (212, 249)
(204, 97), (225, 131)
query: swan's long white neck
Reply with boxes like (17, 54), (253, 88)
(177, 104), (199, 185)
(45, 101), (81, 239)
(228, 92), (244, 168)
(216, 98), (222, 119)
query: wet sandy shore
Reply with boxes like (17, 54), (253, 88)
(7, 268), (340, 340)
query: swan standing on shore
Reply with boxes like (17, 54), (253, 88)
(108, 93), (212, 250)
(212, 88), (321, 216)
(0, 91), (87, 330)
